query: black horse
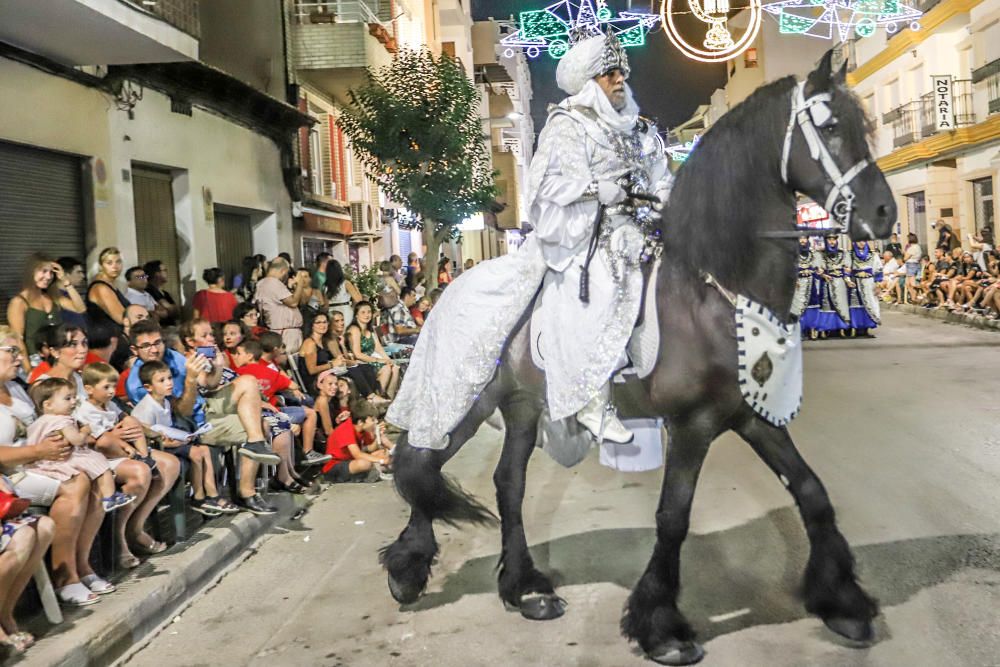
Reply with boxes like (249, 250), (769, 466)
(381, 51), (897, 665)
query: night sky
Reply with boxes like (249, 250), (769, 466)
(471, 0), (727, 139)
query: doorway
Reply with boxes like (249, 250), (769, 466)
(132, 167), (181, 299)
(214, 210), (253, 290)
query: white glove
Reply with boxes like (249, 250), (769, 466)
(596, 180), (627, 206)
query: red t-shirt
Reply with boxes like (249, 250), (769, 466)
(116, 367), (131, 399)
(192, 290), (238, 323)
(235, 361), (291, 405)
(27, 362), (51, 384)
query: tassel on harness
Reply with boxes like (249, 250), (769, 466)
(579, 202), (606, 304)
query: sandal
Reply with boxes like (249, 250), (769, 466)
(9, 632), (34, 651)
(130, 538), (168, 556)
(57, 582), (100, 606)
(81, 573), (116, 595)
(119, 553), (141, 570)
(205, 496), (239, 514)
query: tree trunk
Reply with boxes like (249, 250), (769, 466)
(422, 222), (451, 291)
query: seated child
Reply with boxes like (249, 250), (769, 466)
(232, 339), (328, 466)
(131, 360), (237, 516)
(75, 363), (157, 475)
(27, 378), (134, 512)
(314, 372), (391, 483)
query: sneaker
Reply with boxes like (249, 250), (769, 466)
(102, 492), (136, 512)
(190, 497), (223, 517)
(302, 450), (333, 466)
(238, 441), (281, 465)
(235, 494), (277, 515)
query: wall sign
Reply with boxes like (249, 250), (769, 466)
(932, 74), (953, 132)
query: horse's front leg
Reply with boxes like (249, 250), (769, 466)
(622, 412), (716, 666)
(494, 390), (565, 621)
(734, 414), (878, 642)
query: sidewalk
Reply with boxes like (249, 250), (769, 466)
(886, 302), (1000, 333)
(16, 492), (310, 667)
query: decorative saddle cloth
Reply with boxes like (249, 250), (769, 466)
(735, 295), (803, 427)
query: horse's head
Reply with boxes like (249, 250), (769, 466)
(782, 50), (896, 241)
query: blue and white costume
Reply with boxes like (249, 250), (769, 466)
(847, 241), (882, 334)
(802, 236), (850, 336)
(791, 237), (815, 320)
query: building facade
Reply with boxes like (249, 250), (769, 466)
(0, 0), (308, 309)
(849, 0), (1000, 249)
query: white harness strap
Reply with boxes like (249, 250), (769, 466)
(780, 81), (870, 232)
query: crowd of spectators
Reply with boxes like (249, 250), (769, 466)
(0, 245), (468, 657)
(877, 222), (1000, 318)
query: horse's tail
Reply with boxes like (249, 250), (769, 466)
(392, 434), (497, 527)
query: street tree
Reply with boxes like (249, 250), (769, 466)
(339, 48), (497, 288)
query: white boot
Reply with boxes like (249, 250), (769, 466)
(577, 386), (633, 444)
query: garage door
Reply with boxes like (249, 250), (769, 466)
(0, 141), (86, 321)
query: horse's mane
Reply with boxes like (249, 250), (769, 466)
(664, 76), (798, 286)
(663, 72), (875, 288)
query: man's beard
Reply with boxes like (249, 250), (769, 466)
(610, 93), (626, 112)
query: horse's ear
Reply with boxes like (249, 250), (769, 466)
(805, 49), (836, 95)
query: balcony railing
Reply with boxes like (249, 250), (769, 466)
(918, 79), (975, 136)
(122, 0), (200, 38)
(293, 1), (387, 26)
(891, 101), (920, 148)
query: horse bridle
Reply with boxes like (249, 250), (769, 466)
(762, 81), (872, 240)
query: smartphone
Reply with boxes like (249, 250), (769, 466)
(195, 345), (217, 360)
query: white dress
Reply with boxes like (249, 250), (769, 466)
(328, 282), (354, 328)
(387, 81), (671, 449)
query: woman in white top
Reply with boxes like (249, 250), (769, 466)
(31, 324), (181, 570)
(324, 260), (362, 328)
(0, 327), (106, 609)
(903, 233), (923, 304)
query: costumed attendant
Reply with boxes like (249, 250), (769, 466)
(387, 29), (672, 448)
(791, 237), (817, 336)
(847, 241), (882, 337)
(809, 235), (851, 339)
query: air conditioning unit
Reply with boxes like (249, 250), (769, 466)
(350, 202), (365, 234)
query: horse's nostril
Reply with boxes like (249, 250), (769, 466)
(876, 204), (890, 219)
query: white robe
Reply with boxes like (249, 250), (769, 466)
(387, 81), (671, 448)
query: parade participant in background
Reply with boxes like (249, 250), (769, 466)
(791, 237), (816, 326)
(847, 241), (882, 337)
(805, 235), (851, 339)
(389, 29), (672, 448)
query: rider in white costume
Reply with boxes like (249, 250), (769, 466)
(386, 31), (672, 449)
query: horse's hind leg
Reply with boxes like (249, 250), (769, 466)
(622, 411), (717, 666)
(382, 394), (500, 604)
(734, 414), (878, 642)
(493, 389), (565, 621)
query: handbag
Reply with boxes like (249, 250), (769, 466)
(0, 490), (30, 520)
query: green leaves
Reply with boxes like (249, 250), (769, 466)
(339, 48), (498, 235)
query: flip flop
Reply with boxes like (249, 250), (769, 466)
(57, 582), (100, 606)
(81, 573), (116, 595)
(118, 553), (141, 570)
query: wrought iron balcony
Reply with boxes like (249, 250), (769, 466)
(891, 101), (920, 148)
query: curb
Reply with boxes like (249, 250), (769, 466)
(18, 492), (310, 667)
(886, 302), (1000, 333)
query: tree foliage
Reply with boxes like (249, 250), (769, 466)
(339, 48), (497, 242)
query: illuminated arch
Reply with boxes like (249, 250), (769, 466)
(660, 0), (763, 63)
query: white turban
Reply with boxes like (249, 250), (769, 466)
(555, 35), (610, 96)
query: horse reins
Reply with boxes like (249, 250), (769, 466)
(765, 81), (872, 240)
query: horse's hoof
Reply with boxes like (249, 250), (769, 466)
(387, 572), (422, 605)
(647, 639), (705, 666)
(512, 592), (567, 621)
(823, 616), (874, 644)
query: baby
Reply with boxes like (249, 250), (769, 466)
(27, 378), (134, 512)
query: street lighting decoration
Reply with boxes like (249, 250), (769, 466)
(501, 0), (661, 59)
(660, 0), (763, 63)
(762, 0), (922, 40)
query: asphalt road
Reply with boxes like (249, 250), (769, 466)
(123, 312), (1000, 667)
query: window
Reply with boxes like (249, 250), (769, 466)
(972, 177), (995, 233)
(301, 237), (340, 267)
(309, 129), (324, 197)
